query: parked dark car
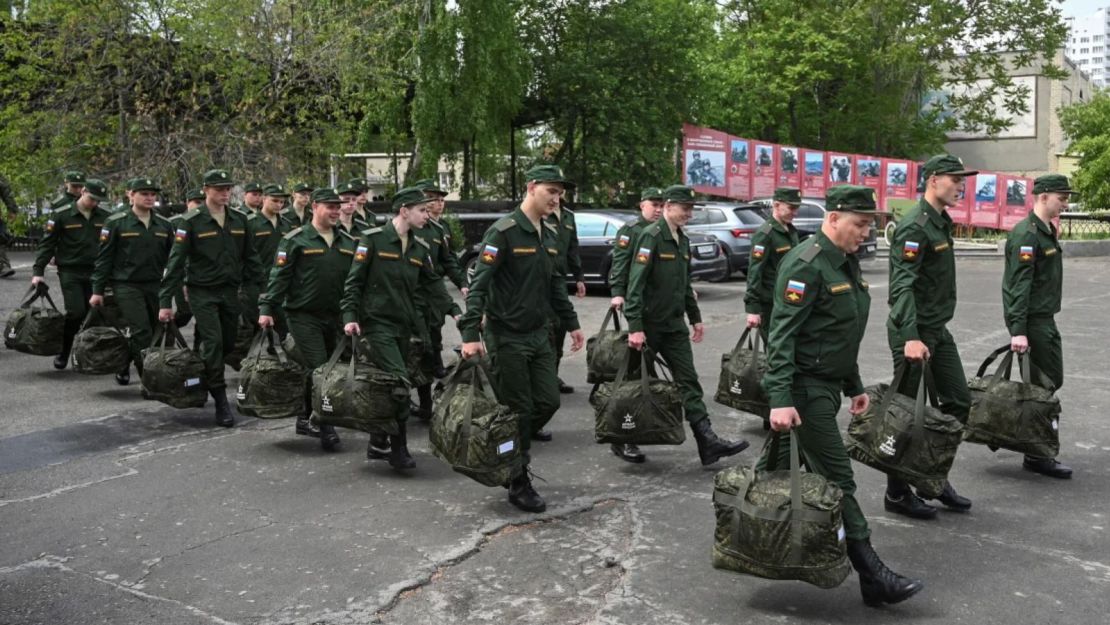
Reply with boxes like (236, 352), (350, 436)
(460, 209), (729, 288)
(749, 197), (877, 259)
(684, 202), (770, 278)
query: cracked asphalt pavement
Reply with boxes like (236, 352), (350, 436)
(1, 251), (1108, 624)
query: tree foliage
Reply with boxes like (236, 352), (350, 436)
(1059, 93), (1110, 210)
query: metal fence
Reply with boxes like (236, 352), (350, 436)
(1059, 212), (1110, 238)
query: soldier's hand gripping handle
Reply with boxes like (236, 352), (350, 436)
(344, 322), (361, 336)
(904, 339), (930, 363)
(158, 308), (174, 323)
(769, 407), (802, 432)
(461, 341), (486, 359)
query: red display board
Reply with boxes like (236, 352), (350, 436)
(681, 123), (729, 195)
(727, 136), (752, 200)
(999, 175), (1033, 231)
(801, 149), (826, 198)
(882, 159), (913, 203)
(828, 153), (854, 186)
(856, 156), (883, 209)
(777, 146), (801, 190)
(947, 185), (972, 226)
(752, 142), (777, 198)
(969, 173), (1001, 229)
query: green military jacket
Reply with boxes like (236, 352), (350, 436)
(458, 207), (581, 343)
(546, 207), (584, 282)
(247, 211), (290, 270)
(624, 220), (701, 333)
(33, 202), (113, 276)
(260, 224), (356, 316)
(336, 214), (371, 238)
(764, 231), (871, 408)
(341, 221), (437, 331)
(282, 205), (312, 229)
(49, 191), (80, 211)
(91, 209), (174, 294)
(608, 216), (653, 298)
(354, 207), (378, 228)
(744, 218), (800, 315)
(158, 205), (263, 308)
(1003, 212), (1062, 335)
(415, 218), (466, 316)
(888, 198), (957, 341)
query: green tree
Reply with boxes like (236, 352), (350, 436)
(1059, 92), (1110, 210)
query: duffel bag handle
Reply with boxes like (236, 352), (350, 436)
(760, 430), (806, 564)
(80, 306), (108, 331)
(878, 360), (939, 439)
(23, 283), (62, 313)
(600, 306), (622, 333)
(150, 321), (189, 364)
(976, 344), (1014, 379)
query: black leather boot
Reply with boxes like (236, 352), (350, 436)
(319, 424), (341, 451)
(1023, 456), (1073, 479)
(508, 468), (546, 513)
(367, 433), (390, 460)
(55, 318), (80, 369)
(690, 418), (749, 466)
(212, 388), (235, 427)
(847, 538), (924, 607)
(295, 415), (320, 437)
(886, 478), (936, 519)
(388, 422), (416, 469)
(411, 385), (433, 421)
(926, 481), (972, 511)
(115, 365), (130, 386)
(610, 444), (646, 463)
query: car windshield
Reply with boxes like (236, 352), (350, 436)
(575, 214), (609, 237)
(733, 208), (765, 225)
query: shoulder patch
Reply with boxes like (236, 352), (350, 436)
(283, 227), (304, 240)
(784, 279), (807, 304)
(799, 243), (821, 263)
(494, 218), (516, 232)
(914, 213), (929, 227)
(1018, 245), (1035, 262)
(643, 222), (663, 237)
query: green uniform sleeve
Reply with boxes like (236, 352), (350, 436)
(744, 229), (771, 314)
(341, 236), (373, 325)
(685, 266), (702, 326)
(259, 238), (296, 317)
(549, 254), (581, 333)
(158, 220), (191, 309)
(437, 228), (466, 290)
(1002, 229), (1038, 336)
(887, 222), (927, 342)
(567, 220), (584, 283)
(33, 215), (62, 277)
(607, 224), (634, 297)
(457, 229), (506, 343)
(624, 232), (657, 333)
(764, 264), (821, 409)
(240, 225), (264, 291)
(90, 220), (118, 295)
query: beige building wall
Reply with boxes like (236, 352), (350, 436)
(331, 153), (462, 200)
(943, 50), (1092, 178)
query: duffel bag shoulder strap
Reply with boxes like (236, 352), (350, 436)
(19, 285), (39, 309)
(612, 344), (637, 386)
(28, 284), (62, 314)
(878, 362), (910, 420)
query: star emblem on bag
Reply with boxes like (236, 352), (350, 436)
(621, 413), (636, 430)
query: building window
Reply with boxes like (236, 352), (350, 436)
(1094, 46), (1104, 53)
(1096, 35), (1105, 42)
(1081, 36), (1090, 42)
(1080, 48), (1089, 53)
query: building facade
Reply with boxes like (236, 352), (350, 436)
(1066, 8), (1109, 88)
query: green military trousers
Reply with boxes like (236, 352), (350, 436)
(288, 310), (340, 414)
(487, 327), (559, 466)
(645, 325), (708, 424)
(59, 270), (92, 322)
(189, 284), (242, 391)
(757, 379), (870, 541)
(363, 322), (412, 423)
(1026, 315), (1063, 391)
(549, 314), (568, 372)
(113, 282), (159, 374)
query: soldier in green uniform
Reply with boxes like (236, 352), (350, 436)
(336, 182), (370, 233)
(32, 179), (112, 370)
(260, 188), (355, 448)
(342, 187), (439, 470)
(884, 154), (976, 519)
(625, 184), (749, 466)
(606, 186), (665, 463)
(0, 172), (19, 278)
(458, 165), (584, 512)
(546, 193), (586, 402)
(763, 185), (923, 607)
(347, 178), (378, 226)
(49, 171), (86, 210)
(745, 187), (801, 343)
(169, 189), (207, 329)
(241, 182), (264, 214)
(243, 184), (292, 333)
(284, 183), (314, 228)
(158, 169), (263, 427)
(409, 178), (467, 419)
(90, 178), (174, 385)
(1002, 174), (1075, 479)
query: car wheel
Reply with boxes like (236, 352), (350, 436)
(708, 243), (732, 282)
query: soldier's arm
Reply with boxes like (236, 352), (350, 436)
(624, 232), (656, 333)
(437, 226), (467, 290)
(457, 229), (505, 343)
(90, 220), (119, 295)
(744, 230), (770, 314)
(607, 225), (634, 297)
(240, 224), (264, 289)
(887, 222), (927, 341)
(32, 216), (61, 276)
(549, 255), (581, 332)
(415, 250), (439, 314)
(567, 219), (584, 283)
(684, 250), (702, 326)
(340, 236), (373, 325)
(259, 238), (297, 317)
(763, 264), (820, 408)
(1002, 230), (1038, 336)
(158, 221), (191, 308)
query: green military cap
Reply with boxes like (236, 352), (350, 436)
(292, 182), (313, 193)
(335, 181), (359, 196)
(392, 186), (433, 210)
(660, 184), (696, 204)
(826, 184), (877, 213)
(414, 178), (447, 196)
(772, 187), (802, 205)
(82, 178), (109, 202)
(127, 177), (161, 192)
(310, 188), (342, 204)
(525, 164), (572, 186)
(242, 182), (263, 193)
(921, 154), (978, 179)
(63, 170), (86, 184)
(263, 183), (289, 197)
(202, 169), (235, 187)
(640, 186), (665, 201)
(1032, 174), (1079, 196)
(185, 188), (205, 202)
(346, 177), (370, 192)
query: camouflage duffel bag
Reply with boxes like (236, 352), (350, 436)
(4, 285), (65, 356)
(846, 363), (963, 498)
(311, 336), (402, 435)
(430, 356), (520, 487)
(406, 337), (432, 388)
(236, 328), (306, 419)
(224, 314), (257, 372)
(71, 307), (131, 375)
(713, 327), (770, 423)
(712, 431), (851, 589)
(965, 345), (1061, 458)
(586, 306), (628, 384)
(593, 347), (685, 445)
(141, 322), (208, 409)
(280, 333), (309, 369)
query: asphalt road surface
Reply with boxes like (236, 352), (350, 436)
(1, 251), (1107, 625)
